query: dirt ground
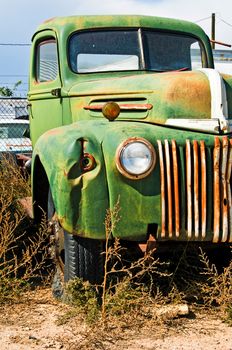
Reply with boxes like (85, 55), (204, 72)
(0, 288), (231, 350)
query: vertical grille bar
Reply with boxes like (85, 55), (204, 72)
(186, 140), (192, 238)
(193, 140), (199, 238)
(221, 137), (229, 242)
(157, 140), (166, 237)
(228, 139), (232, 242)
(213, 137), (221, 243)
(157, 137), (232, 242)
(200, 141), (207, 238)
(164, 140), (173, 237)
(172, 140), (180, 237)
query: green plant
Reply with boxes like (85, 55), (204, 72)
(0, 80), (22, 97)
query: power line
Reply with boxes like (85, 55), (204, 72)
(218, 17), (232, 28)
(0, 82), (28, 85)
(195, 15), (211, 23)
(0, 75), (28, 77)
(0, 43), (30, 46)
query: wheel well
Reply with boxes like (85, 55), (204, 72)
(32, 156), (49, 223)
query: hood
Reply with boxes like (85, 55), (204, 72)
(69, 69), (232, 134)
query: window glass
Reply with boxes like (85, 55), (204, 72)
(190, 42), (204, 69)
(37, 40), (58, 82)
(143, 31), (201, 71)
(69, 30), (141, 73)
(69, 29), (206, 73)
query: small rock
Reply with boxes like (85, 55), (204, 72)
(29, 335), (38, 340)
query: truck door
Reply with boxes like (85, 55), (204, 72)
(28, 30), (63, 146)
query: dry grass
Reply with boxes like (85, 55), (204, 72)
(0, 155), (52, 302)
(0, 155), (231, 343)
(63, 200), (232, 339)
(198, 247), (232, 324)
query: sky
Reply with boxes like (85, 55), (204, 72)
(0, 0), (232, 96)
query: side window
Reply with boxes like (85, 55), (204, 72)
(190, 42), (203, 70)
(36, 40), (58, 82)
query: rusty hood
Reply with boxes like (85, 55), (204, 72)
(69, 69), (232, 134)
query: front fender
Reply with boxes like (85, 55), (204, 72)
(32, 122), (109, 239)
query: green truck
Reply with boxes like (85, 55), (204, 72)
(28, 15), (232, 285)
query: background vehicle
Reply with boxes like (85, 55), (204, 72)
(0, 119), (32, 166)
(28, 15), (232, 285)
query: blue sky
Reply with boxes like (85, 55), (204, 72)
(0, 0), (231, 96)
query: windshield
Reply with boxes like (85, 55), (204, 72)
(69, 29), (205, 73)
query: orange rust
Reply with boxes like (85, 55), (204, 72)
(186, 140), (192, 238)
(221, 137), (229, 242)
(80, 153), (96, 172)
(164, 140), (172, 237)
(157, 140), (166, 237)
(171, 140), (179, 237)
(138, 234), (156, 254)
(200, 141), (207, 238)
(43, 17), (56, 24)
(84, 103), (153, 111)
(228, 139), (232, 242)
(165, 73), (211, 117)
(193, 141), (199, 238)
(45, 128), (62, 136)
(213, 137), (221, 243)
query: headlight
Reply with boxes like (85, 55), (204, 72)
(116, 137), (156, 179)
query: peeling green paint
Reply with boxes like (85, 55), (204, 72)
(33, 120), (220, 241)
(29, 15), (232, 243)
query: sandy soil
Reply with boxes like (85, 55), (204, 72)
(0, 288), (231, 350)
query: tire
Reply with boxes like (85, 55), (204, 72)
(48, 189), (104, 297)
(64, 232), (104, 285)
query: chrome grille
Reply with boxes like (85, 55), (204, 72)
(157, 137), (232, 242)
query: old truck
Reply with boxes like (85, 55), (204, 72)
(28, 15), (232, 285)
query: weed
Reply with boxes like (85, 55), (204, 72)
(0, 156), (52, 302)
(64, 201), (232, 335)
(198, 247), (232, 323)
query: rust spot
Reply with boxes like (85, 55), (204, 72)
(200, 141), (206, 238)
(80, 153), (96, 172)
(46, 128), (62, 136)
(164, 72), (211, 117)
(157, 140), (165, 238)
(186, 140), (192, 238)
(221, 136), (229, 242)
(84, 103), (153, 111)
(172, 140), (179, 237)
(138, 234), (156, 254)
(43, 17), (56, 24)
(164, 140), (172, 237)
(213, 137), (220, 242)
(193, 140), (199, 238)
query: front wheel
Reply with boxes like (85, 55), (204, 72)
(48, 190), (105, 297)
(64, 233), (104, 284)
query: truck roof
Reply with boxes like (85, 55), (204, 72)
(33, 15), (209, 43)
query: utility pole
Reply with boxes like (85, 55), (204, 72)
(211, 13), (215, 49)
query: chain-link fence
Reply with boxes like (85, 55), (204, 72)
(0, 97), (32, 165)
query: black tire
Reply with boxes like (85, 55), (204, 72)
(48, 189), (104, 294)
(64, 232), (104, 285)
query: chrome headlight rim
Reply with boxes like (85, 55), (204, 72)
(115, 137), (156, 180)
